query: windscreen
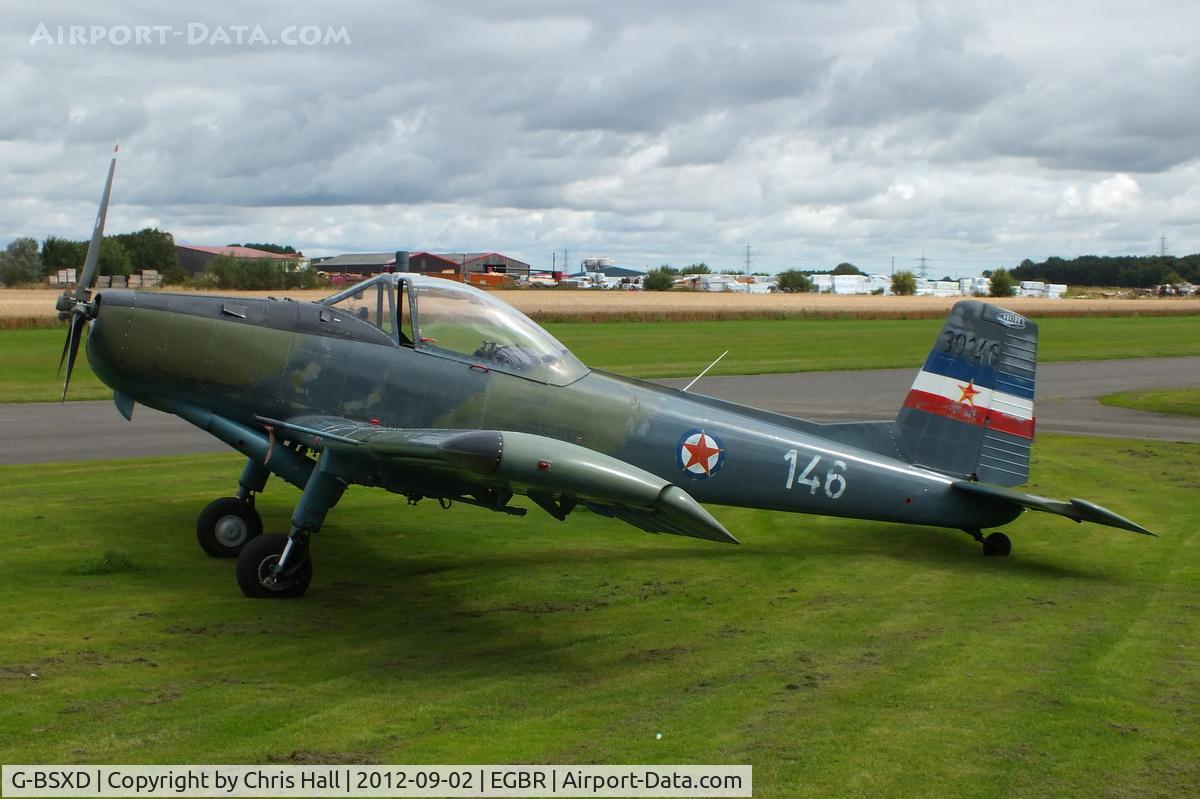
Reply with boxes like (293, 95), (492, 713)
(413, 279), (587, 385)
(322, 277), (396, 338)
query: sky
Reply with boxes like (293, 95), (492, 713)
(2, 0), (1198, 276)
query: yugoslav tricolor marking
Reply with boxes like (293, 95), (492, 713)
(904, 370), (1036, 438)
(677, 429), (726, 479)
(922, 351), (1035, 399)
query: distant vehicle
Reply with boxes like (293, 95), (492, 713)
(55, 150), (1153, 598)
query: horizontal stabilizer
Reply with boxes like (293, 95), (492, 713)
(952, 480), (1154, 536)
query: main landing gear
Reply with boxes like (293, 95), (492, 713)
(195, 457), (273, 557)
(964, 528), (1012, 557)
(232, 450), (345, 599)
(196, 497), (262, 557)
(236, 533), (312, 598)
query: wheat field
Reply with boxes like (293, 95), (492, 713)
(5, 286), (1199, 328)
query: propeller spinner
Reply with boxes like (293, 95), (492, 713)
(57, 144), (118, 401)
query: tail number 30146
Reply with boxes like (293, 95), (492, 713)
(784, 450), (848, 499)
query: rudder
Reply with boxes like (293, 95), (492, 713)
(896, 301), (1037, 486)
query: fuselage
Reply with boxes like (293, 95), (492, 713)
(86, 288), (1020, 532)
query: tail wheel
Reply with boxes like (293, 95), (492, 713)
(196, 497), (263, 558)
(236, 534), (312, 599)
(983, 531), (1012, 557)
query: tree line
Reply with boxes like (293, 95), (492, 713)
(1, 228), (181, 286)
(1012, 254), (1199, 288)
(0, 231), (319, 290)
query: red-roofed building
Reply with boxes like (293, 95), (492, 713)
(313, 250), (530, 280)
(175, 244), (306, 274)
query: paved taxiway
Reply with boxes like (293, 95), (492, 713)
(3, 357), (1198, 465)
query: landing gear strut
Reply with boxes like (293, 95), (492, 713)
(235, 450), (345, 599)
(236, 533), (312, 598)
(964, 528), (1012, 557)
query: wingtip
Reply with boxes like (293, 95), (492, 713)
(1068, 498), (1155, 538)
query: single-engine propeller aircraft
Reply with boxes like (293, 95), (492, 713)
(56, 150), (1152, 598)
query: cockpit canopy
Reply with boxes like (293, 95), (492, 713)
(319, 274), (588, 386)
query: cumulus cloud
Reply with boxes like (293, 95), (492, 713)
(0, 0), (1198, 271)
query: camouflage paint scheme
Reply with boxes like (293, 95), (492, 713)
(52, 151), (1151, 597)
(84, 275), (1149, 553)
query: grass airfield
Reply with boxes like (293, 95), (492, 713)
(2, 437), (1197, 797)
(1102, 388), (1200, 418)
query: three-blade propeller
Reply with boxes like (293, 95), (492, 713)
(56, 144), (118, 401)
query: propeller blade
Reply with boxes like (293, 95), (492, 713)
(60, 312), (85, 402)
(57, 316), (72, 376)
(74, 144), (119, 300)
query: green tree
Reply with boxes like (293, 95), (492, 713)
(990, 268), (1016, 297)
(0, 237), (43, 286)
(42, 236), (88, 272)
(234, 242), (299, 255)
(201, 255), (247, 289)
(161, 262), (191, 285)
(1009, 253), (1200, 288)
(891, 270), (917, 296)
(98, 237), (132, 276)
(832, 262), (863, 275)
(776, 269), (813, 293)
(114, 228), (179, 272)
(199, 255), (324, 290)
(642, 268), (676, 291)
(681, 262), (710, 274)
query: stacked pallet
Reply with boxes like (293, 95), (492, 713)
(47, 268), (78, 288)
(47, 269), (163, 290)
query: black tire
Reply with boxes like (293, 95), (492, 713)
(196, 497), (263, 558)
(236, 533), (312, 599)
(983, 531), (1012, 557)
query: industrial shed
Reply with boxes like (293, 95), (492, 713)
(315, 251), (531, 279)
(311, 252), (397, 275)
(175, 245), (303, 274)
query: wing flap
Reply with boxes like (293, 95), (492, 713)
(952, 480), (1154, 536)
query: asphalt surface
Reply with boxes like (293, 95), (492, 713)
(3, 357), (1199, 465)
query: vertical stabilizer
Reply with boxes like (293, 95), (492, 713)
(896, 301), (1037, 486)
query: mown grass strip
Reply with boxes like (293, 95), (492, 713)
(0, 437), (1195, 797)
(1101, 388), (1200, 418)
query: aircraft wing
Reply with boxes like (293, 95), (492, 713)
(257, 414), (737, 544)
(952, 480), (1154, 536)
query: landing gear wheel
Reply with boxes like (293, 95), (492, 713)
(983, 531), (1012, 557)
(196, 497), (262, 558)
(236, 533), (312, 599)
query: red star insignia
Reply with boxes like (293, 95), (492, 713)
(682, 433), (723, 475)
(958, 380), (981, 406)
